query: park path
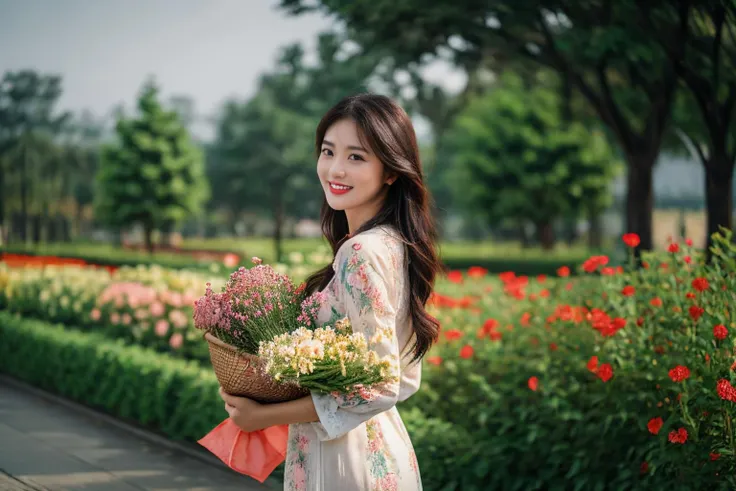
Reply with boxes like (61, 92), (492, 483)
(0, 376), (279, 491)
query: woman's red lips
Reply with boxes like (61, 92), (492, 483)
(329, 181), (353, 195)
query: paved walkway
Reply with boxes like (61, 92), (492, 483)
(0, 376), (279, 491)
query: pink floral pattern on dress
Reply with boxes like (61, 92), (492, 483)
(285, 427), (310, 491)
(366, 419), (399, 490)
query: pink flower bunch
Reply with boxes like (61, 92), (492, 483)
(193, 257), (311, 354)
(297, 290), (328, 328)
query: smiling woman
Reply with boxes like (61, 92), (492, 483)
(317, 118), (397, 232)
(220, 94), (443, 491)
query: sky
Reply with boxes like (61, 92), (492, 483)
(0, 0), (465, 140)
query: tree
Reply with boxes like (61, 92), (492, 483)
(210, 33), (379, 261)
(654, 1), (736, 250)
(444, 73), (621, 249)
(280, 1), (694, 257)
(0, 70), (70, 244)
(94, 79), (209, 253)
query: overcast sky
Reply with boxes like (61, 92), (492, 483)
(0, 1), (465, 140)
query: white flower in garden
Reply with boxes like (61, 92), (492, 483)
(121, 313), (132, 325)
(59, 296), (70, 309)
(39, 290), (50, 303)
(288, 251), (304, 265)
(110, 312), (120, 324)
(90, 308), (101, 321)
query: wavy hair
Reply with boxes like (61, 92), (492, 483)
(303, 93), (444, 364)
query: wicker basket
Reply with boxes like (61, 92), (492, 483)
(204, 332), (309, 403)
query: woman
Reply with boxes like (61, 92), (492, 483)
(218, 93), (443, 490)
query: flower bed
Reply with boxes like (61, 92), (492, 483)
(2, 231), (736, 489)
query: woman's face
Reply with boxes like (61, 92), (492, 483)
(317, 119), (395, 230)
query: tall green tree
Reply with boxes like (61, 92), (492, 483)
(655, 1), (736, 250)
(445, 73), (621, 249)
(94, 79), (209, 253)
(280, 0), (692, 255)
(210, 33), (379, 261)
(0, 70), (69, 244)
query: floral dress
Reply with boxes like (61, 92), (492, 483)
(284, 225), (423, 491)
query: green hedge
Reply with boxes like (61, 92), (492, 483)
(0, 312), (469, 490)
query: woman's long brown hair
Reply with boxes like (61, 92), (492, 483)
(303, 93), (444, 364)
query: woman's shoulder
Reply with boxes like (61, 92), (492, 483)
(334, 225), (405, 273)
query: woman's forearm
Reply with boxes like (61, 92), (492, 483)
(260, 395), (321, 427)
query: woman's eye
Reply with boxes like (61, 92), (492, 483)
(348, 154), (364, 161)
(321, 148), (333, 156)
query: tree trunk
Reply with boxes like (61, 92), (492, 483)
(31, 214), (41, 244)
(517, 221), (531, 248)
(144, 224), (154, 255)
(273, 195), (284, 264)
(588, 206), (602, 250)
(625, 156), (656, 258)
(704, 153), (734, 253)
(0, 167), (5, 247)
(19, 148), (28, 243)
(536, 221), (555, 250)
(61, 216), (71, 242)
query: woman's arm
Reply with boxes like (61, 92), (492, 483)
(260, 395), (321, 427)
(219, 388), (320, 432)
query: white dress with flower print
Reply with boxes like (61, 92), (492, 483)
(284, 225), (423, 491)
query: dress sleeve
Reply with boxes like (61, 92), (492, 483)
(310, 236), (402, 441)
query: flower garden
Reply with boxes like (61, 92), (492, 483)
(1, 231), (736, 490)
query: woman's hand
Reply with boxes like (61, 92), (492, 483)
(218, 387), (269, 433)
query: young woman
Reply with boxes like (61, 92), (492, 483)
(218, 93), (443, 490)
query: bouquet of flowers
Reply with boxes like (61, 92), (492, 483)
(193, 257), (396, 483)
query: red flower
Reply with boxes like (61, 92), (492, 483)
(685, 292), (696, 300)
(683, 255), (692, 264)
(557, 266), (570, 277)
(692, 277), (709, 292)
(447, 270), (463, 284)
(668, 243), (680, 253)
(622, 285), (636, 296)
(427, 356), (442, 366)
(596, 363), (613, 382)
(714, 324), (728, 340)
(640, 461), (649, 474)
(622, 233), (640, 248)
(459, 345), (474, 359)
(689, 305), (705, 321)
(650, 297), (663, 307)
(668, 428), (688, 444)
(444, 329), (463, 341)
(647, 417), (663, 435)
(536, 274), (546, 283)
(549, 342), (558, 351)
(668, 365), (691, 383)
(489, 330), (503, 341)
(710, 452), (721, 461)
(716, 379), (736, 402)
(582, 255), (609, 273)
(528, 376), (539, 391)
(685, 238), (693, 246)
(587, 356), (598, 373)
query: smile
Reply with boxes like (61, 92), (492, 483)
(329, 182), (353, 195)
